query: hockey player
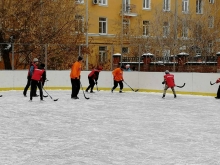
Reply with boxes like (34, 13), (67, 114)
(215, 78), (220, 99)
(162, 70), (176, 98)
(85, 66), (102, 93)
(23, 58), (39, 97)
(30, 63), (46, 101)
(70, 56), (83, 99)
(111, 65), (125, 93)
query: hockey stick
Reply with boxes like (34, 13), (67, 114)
(210, 81), (216, 85)
(123, 81), (139, 92)
(42, 88), (58, 101)
(80, 82), (90, 99)
(176, 83), (186, 88)
(40, 82), (48, 97)
(95, 83), (100, 92)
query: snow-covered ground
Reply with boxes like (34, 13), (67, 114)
(0, 90), (220, 165)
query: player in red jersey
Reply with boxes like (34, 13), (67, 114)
(162, 70), (176, 98)
(85, 66), (102, 93)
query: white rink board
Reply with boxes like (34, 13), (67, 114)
(0, 70), (219, 94)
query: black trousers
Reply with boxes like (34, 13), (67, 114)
(86, 77), (95, 92)
(217, 85), (220, 98)
(112, 80), (123, 90)
(30, 80), (43, 100)
(71, 78), (80, 98)
(23, 76), (37, 96)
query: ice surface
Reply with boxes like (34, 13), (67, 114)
(0, 90), (220, 165)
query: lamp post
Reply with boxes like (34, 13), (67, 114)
(173, 0), (178, 72)
(85, 0), (89, 70)
(120, 0), (124, 67)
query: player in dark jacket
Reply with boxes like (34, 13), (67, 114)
(23, 58), (39, 97)
(215, 78), (220, 99)
(162, 70), (176, 98)
(30, 63), (46, 101)
(85, 66), (102, 93)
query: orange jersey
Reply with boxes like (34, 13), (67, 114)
(112, 68), (123, 81)
(70, 61), (82, 79)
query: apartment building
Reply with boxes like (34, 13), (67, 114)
(75, 0), (220, 69)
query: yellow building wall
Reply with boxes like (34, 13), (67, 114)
(85, 0), (220, 69)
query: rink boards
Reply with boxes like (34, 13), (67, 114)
(0, 70), (218, 96)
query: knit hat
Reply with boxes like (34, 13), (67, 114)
(120, 65), (126, 69)
(165, 70), (169, 74)
(97, 66), (103, 70)
(78, 56), (83, 61)
(40, 63), (45, 68)
(33, 58), (38, 62)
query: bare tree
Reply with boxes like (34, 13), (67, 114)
(0, 0), (86, 70)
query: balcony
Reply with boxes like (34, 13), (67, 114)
(121, 4), (137, 17)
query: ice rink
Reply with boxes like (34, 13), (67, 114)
(0, 90), (220, 165)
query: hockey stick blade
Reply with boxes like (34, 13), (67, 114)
(96, 85), (100, 92)
(80, 82), (90, 99)
(83, 92), (90, 99)
(42, 88), (58, 101)
(176, 83), (186, 88)
(210, 81), (216, 85)
(123, 81), (139, 92)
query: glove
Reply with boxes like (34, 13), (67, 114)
(162, 81), (165, 84)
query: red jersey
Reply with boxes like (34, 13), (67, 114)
(164, 74), (175, 88)
(216, 78), (220, 83)
(31, 69), (45, 81)
(88, 69), (100, 80)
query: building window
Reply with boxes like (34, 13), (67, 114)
(207, 41), (213, 53)
(182, 26), (188, 39)
(196, 0), (203, 14)
(99, 0), (107, 5)
(195, 24), (202, 40)
(163, 0), (170, 11)
(195, 47), (201, 56)
(209, 0), (214, 4)
(123, 19), (130, 35)
(182, 0), (189, 13)
(99, 46), (107, 62)
(75, 0), (84, 3)
(75, 15), (84, 32)
(99, 17), (107, 34)
(143, 21), (150, 36)
(143, 0), (151, 9)
(162, 49), (170, 62)
(208, 16), (214, 28)
(163, 22), (169, 37)
(122, 47), (129, 54)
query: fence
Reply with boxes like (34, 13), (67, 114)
(0, 43), (219, 72)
